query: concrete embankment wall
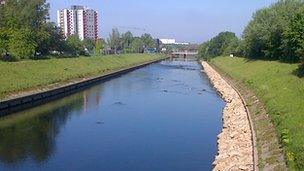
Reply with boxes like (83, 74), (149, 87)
(0, 58), (164, 116)
(201, 61), (255, 171)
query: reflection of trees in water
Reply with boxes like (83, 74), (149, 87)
(0, 86), (103, 165)
(0, 98), (81, 164)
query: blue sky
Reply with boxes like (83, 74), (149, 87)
(48, 0), (276, 43)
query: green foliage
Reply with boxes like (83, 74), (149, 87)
(0, 3), (4, 27)
(107, 28), (121, 54)
(94, 39), (104, 55)
(121, 31), (133, 50)
(297, 59), (304, 77)
(1, 0), (94, 59)
(203, 1), (304, 63)
(211, 57), (304, 170)
(83, 39), (96, 54)
(8, 29), (37, 60)
(141, 33), (156, 48)
(223, 38), (243, 56)
(106, 28), (157, 54)
(198, 41), (211, 60)
(1, 0), (54, 59)
(1, 2), (158, 60)
(0, 29), (9, 55)
(283, 6), (304, 62)
(243, 0), (304, 61)
(131, 37), (144, 53)
(65, 35), (85, 56)
(35, 22), (66, 56)
(198, 31), (240, 59)
(283, 5), (304, 75)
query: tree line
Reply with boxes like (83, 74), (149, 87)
(106, 28), (157, 54)
(0, 0), (158, 61)
(198, 31), (241, 59)
(199, 0), (304, 72)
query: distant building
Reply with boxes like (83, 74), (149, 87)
(160, 39), (176, 45)
(159, 38), (190, 45)
(175, 42), (190, 45)
(57, 5), (98, 40)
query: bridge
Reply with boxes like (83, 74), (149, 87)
(171, 51), (198, 58)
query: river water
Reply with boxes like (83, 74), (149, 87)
(0, 60), (224, 171)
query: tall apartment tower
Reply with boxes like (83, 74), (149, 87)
(57, 5), (98, 40)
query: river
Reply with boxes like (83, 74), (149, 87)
(0, 60), (225, 171)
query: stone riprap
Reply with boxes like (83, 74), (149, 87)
(201, 62), (254, 171)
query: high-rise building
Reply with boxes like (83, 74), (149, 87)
(57, 5), (98, 40)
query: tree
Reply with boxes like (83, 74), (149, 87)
(2, 0), (49, 32)
(141, 33), (155, 48)
(0, 29), (10, 56)
(131, 37), (144, 53)
(242, 0), (303, 61)
(198, 41), (210, 59)
(1, 0), (51, 58)
(8, 29), (37, 60)
(24, 0), (50, 55)
(66, 35), (85, 56)
(283, 6), (304, 62)
(121, 31), (133, 53)
(107, 28), (121, 54)
(83, 39), (96, 54)
(198, 31), (238, 59)
(284, 6), (304, 75)
(0, 2), (4, 28)
(210, 31), (238, 56)
(223, 38), (243, 56)
(35, 23), (66, 55)
(95, 38), (105, 55)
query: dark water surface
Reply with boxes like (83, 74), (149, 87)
(0, 60), (224, 171)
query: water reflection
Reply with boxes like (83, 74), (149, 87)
(0, 86), (103, 165)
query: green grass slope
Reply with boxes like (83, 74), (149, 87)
(0, 54), (164, 100)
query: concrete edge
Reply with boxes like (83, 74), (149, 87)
(204, 61), (259, 171)
(0, 58), (166, 116)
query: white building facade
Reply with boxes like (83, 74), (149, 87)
(57, 5), (98, 40)
(160, 39), (176, 45)
(159, 38), (190, 45)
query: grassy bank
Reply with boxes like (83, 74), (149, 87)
(210, 57), (304, 169)
(0, 54), (164, 100)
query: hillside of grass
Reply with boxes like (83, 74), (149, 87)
(0, 54), (164, 100)
(210, 56), (304, 169)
